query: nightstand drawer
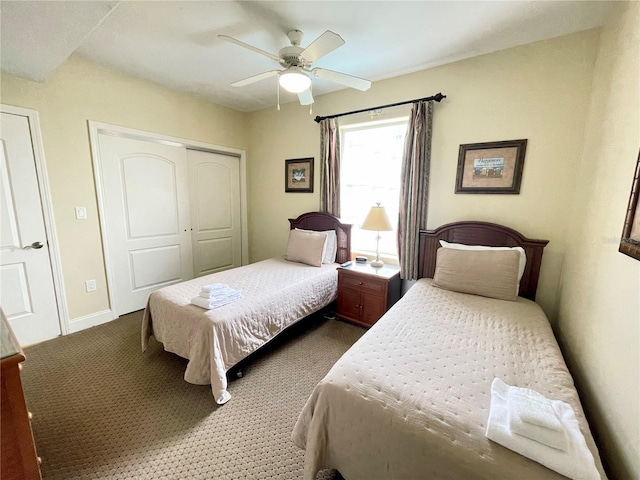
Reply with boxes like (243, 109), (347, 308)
(339, 270), (385, 292)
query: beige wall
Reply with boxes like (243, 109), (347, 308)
(247, 30), (600, 319)
(2, 16), (637, 477)
(1, 55), (249, 320)
(555, 3), (640, 479)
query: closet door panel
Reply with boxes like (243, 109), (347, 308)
(98, 135), (193, 315)
(188, 150), (242, 277)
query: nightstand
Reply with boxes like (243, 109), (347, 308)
(337, 263), (401, 328)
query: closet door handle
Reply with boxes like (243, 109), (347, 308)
(23, 241), (44, 250)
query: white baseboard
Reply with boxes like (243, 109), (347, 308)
(68, 309), (115, 333)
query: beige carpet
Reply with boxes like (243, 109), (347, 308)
(21, 310), (363, 479)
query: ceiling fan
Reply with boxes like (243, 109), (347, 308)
(219, 29), (371, 106)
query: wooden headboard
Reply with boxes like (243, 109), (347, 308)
(418, 221), (549, 301)
(288, 212), (352, 264)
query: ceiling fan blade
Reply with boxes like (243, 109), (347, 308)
(301, 30), (345, 63)
(231, 70), (280, 87)
(312, 68), (371, 91)
(219, 35), (283, 63)
(298, 88), (314, 106)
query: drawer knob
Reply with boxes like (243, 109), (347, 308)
(37, 457), (42, 465)
(28, 411), (33, 420)
(358, 281), (363, 285)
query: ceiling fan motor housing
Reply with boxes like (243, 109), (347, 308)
(279, 46), (306, 67)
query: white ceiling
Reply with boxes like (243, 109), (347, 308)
(1, 1), (616, 112)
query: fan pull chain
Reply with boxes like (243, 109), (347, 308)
(277, 75), (281, 111)
(309, 84), (313, 115)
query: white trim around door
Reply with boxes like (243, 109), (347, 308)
(88, 121), (249, 318)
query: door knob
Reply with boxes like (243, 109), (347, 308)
(23, 241), (44, 250)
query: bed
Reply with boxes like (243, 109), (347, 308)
(292, 221), (606, 479)
(141, 211), (351, 404)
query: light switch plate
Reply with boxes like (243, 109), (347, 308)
(75, 207), (87, 219)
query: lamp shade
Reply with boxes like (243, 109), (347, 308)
(279, 67), (311, 93)
(361, 205), (393, 232)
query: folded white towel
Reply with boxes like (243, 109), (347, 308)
(510, 414), (568, 451)
(201, 283), (230, 293)
(486, 378), (600, 480)
(191, 292), (242, 310)
(509, 388), (563, 430)
(508, 389), (568, 451)
(200, 284), (238, 299)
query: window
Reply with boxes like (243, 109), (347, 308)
(340, 118), (408, 260)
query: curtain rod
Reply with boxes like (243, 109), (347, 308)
(313, 92), (446, 123)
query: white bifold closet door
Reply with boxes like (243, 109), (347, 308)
(187, 150), (242, 277)
(98, 135), (194, 316)
(97, 135), (242, 316)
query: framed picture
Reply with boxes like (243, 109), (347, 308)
(455, 139), (527, 194)
(619, 150), (640, 261)
(285, 157), (314, 193)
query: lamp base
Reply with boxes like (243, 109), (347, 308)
(370, 259), (384, 268)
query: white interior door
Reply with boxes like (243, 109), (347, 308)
(97, 135), (193, 315)
(0, 112), (60, 345)
(187, 150), (242, 276)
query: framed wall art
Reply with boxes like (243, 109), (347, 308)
(619, 150), (640, 261)
(285, 157), (314, 193)
(455, 139), (527, 194)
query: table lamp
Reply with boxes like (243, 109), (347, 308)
(361, 203), (393, 267)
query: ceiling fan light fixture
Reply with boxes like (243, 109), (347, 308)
(279, 68), (311, 93)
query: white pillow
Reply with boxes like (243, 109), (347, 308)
(295, 228), (338, 264)
(439, 240), (526, 282)
(285, 230), (328, 267)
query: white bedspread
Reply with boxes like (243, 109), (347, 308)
(292, 279), (606, 479)
(142, 257), (338, 404)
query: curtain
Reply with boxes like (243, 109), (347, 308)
(397, 101), (433, 280)
(319, 118), (341, 216)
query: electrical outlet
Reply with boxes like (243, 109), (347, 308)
(85, 279), (97, 292)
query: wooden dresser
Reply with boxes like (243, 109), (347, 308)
(1, 312), (41, 480)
